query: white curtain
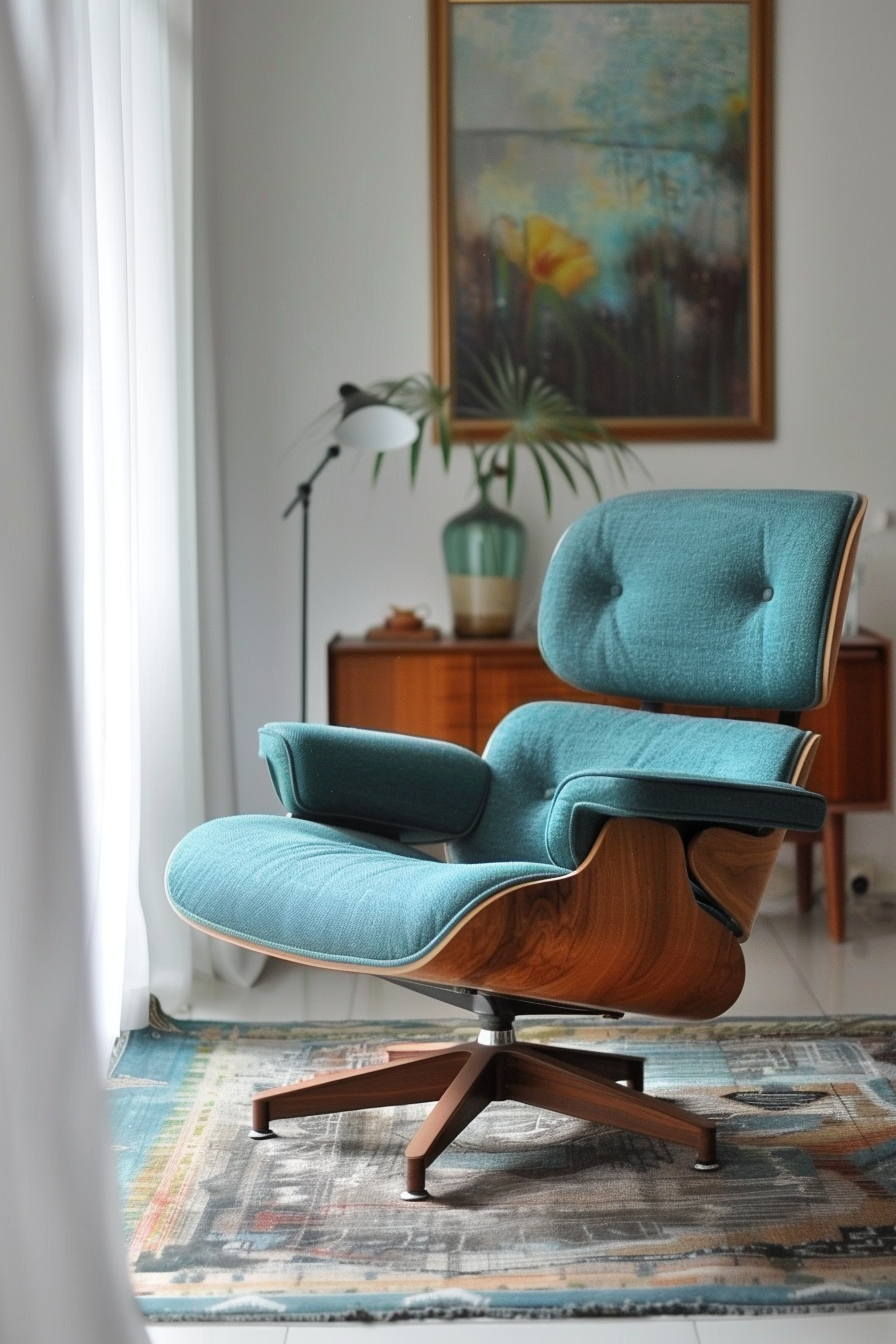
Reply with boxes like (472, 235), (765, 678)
(192, 4), (267, 989)
(0, 1), (149, 1336)
(128, 0), (264, 1004)
(84, 0), (208, 1036)
(0, 0), (263, 1335)
(10, 0), (195, 1055)
(11, 0), (262, 1070)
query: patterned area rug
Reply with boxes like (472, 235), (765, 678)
(108, 1006), (896, 1322)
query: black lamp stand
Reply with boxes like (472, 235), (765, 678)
(283, 444), (340, 721)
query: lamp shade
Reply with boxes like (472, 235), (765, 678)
(333, 384), (417, 453)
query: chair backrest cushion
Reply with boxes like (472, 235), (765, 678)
(539, 490), (863, 710)
(450, 700), (813, 867)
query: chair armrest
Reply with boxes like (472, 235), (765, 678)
(545, 769), (827, 870)
(259, 722), (491, 844)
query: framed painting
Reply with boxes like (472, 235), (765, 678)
(430, 0), (773, 441)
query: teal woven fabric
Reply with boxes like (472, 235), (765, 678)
(545, 770), (825, 870)
(539, 490), (861, 709)
(166, 489), (853, 969)
(169, 704), (815, 964)
(451, 701), (813, 866)
(259, 722), (490, 843)
(165, 815), (559, 967)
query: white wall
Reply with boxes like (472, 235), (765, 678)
(196, 0), (896, 882)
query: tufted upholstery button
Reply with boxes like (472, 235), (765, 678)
(609, 583), (623, 597)
(762, 587), (774, 601)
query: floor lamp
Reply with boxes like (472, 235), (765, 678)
(283, 385), (418, 721)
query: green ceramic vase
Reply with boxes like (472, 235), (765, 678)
(442, 479), (526, 637)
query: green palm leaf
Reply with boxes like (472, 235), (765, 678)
(526, 443), (553, 513)
(538, 440), (579, 497)
(363, 351), (644, 505)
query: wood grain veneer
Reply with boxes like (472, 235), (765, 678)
(688, 826), (784, 942)
(819, 497), (867, 706)
(329, 635), (889, 795)
(801, 640), (889, 807)
(252, 1032), (718, 1195)
(472, 649), (636, 751)
(402, 817), (746, 1019)
(685, 735), (819, 941)
(177, 816), (745, 1018)
(328, 646), (476, 749)
(330, 633), (890, 941)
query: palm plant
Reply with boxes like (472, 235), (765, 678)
(367, 350), (640, 513)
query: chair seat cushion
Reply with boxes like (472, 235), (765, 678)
(166, 815), (561, 968)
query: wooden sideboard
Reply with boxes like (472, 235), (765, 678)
(328, 632), (891, 942)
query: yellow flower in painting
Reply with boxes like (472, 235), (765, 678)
(726, 92), (748, 118)
(498, 214), (598, 298)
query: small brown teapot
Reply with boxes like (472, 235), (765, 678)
(384, 605), (429, 633)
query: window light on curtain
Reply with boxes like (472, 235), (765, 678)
(1, 0), (262, 1333)
(10, 0), (263, 1070)
(1, 1), (148, 1337)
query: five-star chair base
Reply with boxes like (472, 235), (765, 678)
(249, 1027), (719, 1200)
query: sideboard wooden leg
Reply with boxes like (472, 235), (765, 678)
(795, 840), (814, 913)
(823, 813), (846, 943)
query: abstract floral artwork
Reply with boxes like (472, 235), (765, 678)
(431, 0), (772, 439)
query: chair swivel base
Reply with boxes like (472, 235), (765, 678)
(249, 1026), (719, 1199)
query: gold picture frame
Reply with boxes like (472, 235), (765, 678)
(430, 0), (773, 441)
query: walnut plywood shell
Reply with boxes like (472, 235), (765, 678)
(177, 816), (746, 1020)
(688, 826), (785, 942)
(179, 725), (824, 1012)
(403, 818), (746, 1020)
(682, 734), (819, 942)
(819, 496), (867, 705)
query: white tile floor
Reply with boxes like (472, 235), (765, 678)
(146, 894), (896, 1344)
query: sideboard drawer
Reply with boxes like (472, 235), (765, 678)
(329, 647), (476, 748)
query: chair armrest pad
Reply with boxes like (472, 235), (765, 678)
(545, 768), (827, 869)
(259, 723), (491, 843)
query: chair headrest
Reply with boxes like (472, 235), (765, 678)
(538, 489), (865, 710)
